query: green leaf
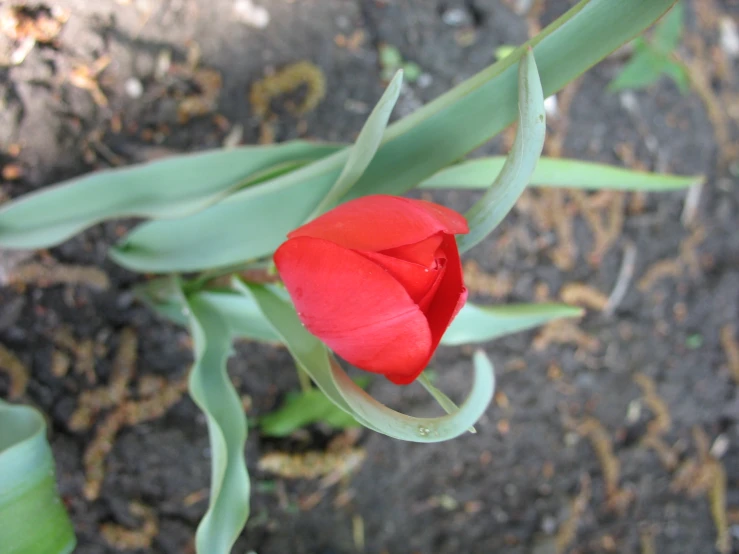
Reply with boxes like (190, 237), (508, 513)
(0, 141), (339, 249)
(457, 48), (546, 253)
(260, 380), (369, 437)
(311, 70), (404, 216)
(196, 291), (282, 343)
(662, 58), (691, 93)
(379, 44), (403, 70)
(233, 280), (358, 419)
(134, 276), (190, 326)
(109, 0), (678, 273)
(237, 280), (495, 443)
(441, 302), (584, 346)
(420, 156), (702, 191)
(652, 2), (683, 53)
(110, 161), (342, 272)
(403, 62), (422, 82)
(348, 0), (678, 199)
(135, 278), (282, 343)
(418, 372), (475, 433)
(329, 350), (495, 443)
(185, 292), (249, 554)
(495, 45), (516, 60)
(608, 44), (665, 91)
(0, 400), (76, 554)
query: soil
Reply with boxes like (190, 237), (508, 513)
(1, 0), (738, 553)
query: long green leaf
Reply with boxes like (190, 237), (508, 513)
(0, 400), (76, 554)
(110, 0), (677, 273)
(441, 302), (583, 346)
(185, 293), (249, 554)
(347, 0), (677, 198)
(457, 48), (546, 253)
(110, 163), (341, 272)
(311, 70), (404, 216)
(420, 156), (702, 190)
(238, 280), (495, 442)
(0, 141), (339, 249)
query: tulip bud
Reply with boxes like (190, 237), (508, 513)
(274, 195), (469, 384)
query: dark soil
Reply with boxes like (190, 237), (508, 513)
(1, 1), (738, 553)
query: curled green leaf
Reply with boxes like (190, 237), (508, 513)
(311, 70), (404, 216)
(457, 48), (546, 253)
(0, 400), (76, 554)
(184, 293), (249, 554)
(329, 351), (494, 443)
(237, 280), (495, 443)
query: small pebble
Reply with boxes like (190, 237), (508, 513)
(720, 17), (739, 58)
(710, 434), (729, 459)
(441, 8), (469, 26)
(124, 77), (144, 99)
(233, 0), (270, 28)
(541, 515), (557, 535)
(619, 91), (639, 114)
(417, 73), (433, 89)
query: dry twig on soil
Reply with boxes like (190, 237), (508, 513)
(463, 260), (513, 299)
(0, 343), (28, 399)
(719, 324), (739, 384)
(533, 320), (600, 353)
(633, 374), (671, 436)
(559, 282), (609, 312)
(555, 473), (592, 554)
(258, 448), (366, 482)
(7, 262), (110, 291)
(68, 55), (112, 107)
(250, 62), (325, 116)
(671, 427), (731, 554)
(100, 502), (158, 550)
(641, 434), (678, 471)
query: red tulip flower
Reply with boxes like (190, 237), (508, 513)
(274, 194), (469, 385)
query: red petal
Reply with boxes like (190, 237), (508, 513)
(274, 236), (433, 378)
(380, 233), (444, 266)
(417, 257), (447, 314)
(356, 249), (441, 305)
(288, 195), (468, 252)
(412, 198), (469, 235)
(386, 235), (466, 385)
